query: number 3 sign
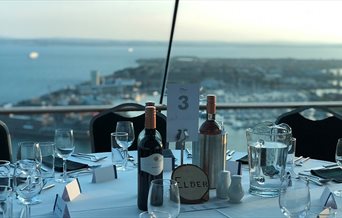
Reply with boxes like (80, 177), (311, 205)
(167, 84), (199, 142)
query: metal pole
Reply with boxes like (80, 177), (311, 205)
(159, 0), (180, 104)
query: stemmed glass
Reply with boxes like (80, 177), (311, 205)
(148, 179), (180, 218)
(16, 141), (42, 205)
(111, 132), (128, 170)
(279, 175), (311, 218)
(13, 160), (43, 218)
(54, 129), (74, 183)
(333, 138), (342, 213)
(116, 121), (135, 169)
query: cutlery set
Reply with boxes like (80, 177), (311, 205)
(72, 153), (108, 162)
(294, 156), (310, 166)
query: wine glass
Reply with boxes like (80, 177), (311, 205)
(0, 160), (11, 187)
(279, 175), (311, 218)
(111, 132), (128, 170)
(116, 121), (135, 169)
(54, 129), (74, 183)
(16, 141), (42, 205)
(148, 179), (180, 218)
(333, 138), (342, 213)
(13, 160), (43, 218)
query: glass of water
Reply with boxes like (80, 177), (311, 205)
(148, 179), (180, 218)
(54, 129), (74, 183)
(279, 175), (311, 218)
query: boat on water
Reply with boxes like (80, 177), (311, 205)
(28, 51), (39, 59)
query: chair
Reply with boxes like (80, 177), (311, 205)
(90, 103), (167, 153)
(275, 106), (342, 162)
(0, 120), (13, 162)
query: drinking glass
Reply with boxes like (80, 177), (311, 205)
(13, 160), (43, 218)
(17, 141), (42, 168)
(116, 121), (135, 169)
(111, 132), (129, 171)
(39, 142), (55, 180)
(54, 129), (74, 183)
(116, 121), (135, 149)
(333, 138), (342, 214)
(139, 211), (171, 218)
(0, 161), (11, 187)
(16, 142), (42, 204)
(148, 179), (180, 218)
(279, 175), (311, 218)
(0, 185), (12, 218)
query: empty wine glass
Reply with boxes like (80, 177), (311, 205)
(148, 179), (180, 218)
(333, 138), (342, 213)
(112, 132), (129, 171)
(0, 160), (11, 187)
(279, 175), (311, 218)
(13, 160), (43, 218)
(16, 142), (42, 205)
(54, 129), (74, 183)
(116, 121), (135, 169)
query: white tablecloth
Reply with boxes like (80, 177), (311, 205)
(12, 151), (342, 218)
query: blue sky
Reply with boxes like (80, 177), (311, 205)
(1, 0), (342, 44)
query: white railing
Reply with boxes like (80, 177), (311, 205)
(0, 101), (341, 114)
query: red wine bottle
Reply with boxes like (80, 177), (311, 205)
(137, 106), (163, 211)
(199, 95), (222, 135)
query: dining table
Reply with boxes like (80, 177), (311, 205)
(12, 150), (342, 218)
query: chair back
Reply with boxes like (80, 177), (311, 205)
(276, 106), (342, 162)
(90, 103), (167, 152)
(0, 120), (13, 162)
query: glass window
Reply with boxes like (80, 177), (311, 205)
(168, 0), (342, 150)
(0, 0), (174, 153)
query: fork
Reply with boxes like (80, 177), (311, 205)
(72, 153), (107, 162)
(295, 157), (310, 166)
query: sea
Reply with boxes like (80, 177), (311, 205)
(1, 40), (342, 105)
(2, 40), (342, 153)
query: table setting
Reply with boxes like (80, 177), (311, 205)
(1, 90), (342, 218)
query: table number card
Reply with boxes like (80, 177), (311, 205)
(92, 165), (117, 183)
(62, 178), (82, 202)
(167, 83), (199, 142)
(319, 187), (337, 209)
(53, 194), (70, 218)
(227, 161), (241, 175)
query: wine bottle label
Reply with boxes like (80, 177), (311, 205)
(140, 153), (163, 175)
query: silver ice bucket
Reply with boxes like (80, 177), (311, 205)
(192, 132), (227, 189)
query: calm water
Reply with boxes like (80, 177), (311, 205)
(1, 41), (342, 105)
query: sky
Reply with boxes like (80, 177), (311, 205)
(1, 0), (342, 44)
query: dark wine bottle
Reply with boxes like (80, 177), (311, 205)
(199, 95), (222, 135)
(137, 106), (163, 211)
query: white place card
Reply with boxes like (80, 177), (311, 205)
(92, 165), (117, 183)
(62, 178), (82, 202)
(167, 83), (199, 142)
(319, 187), (337, 209)
(53, 194), (70, 218)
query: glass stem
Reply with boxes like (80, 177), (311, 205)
(25, 204), (30, 218)
(123, 149), (128, 169)
(62, 158), (67, 182)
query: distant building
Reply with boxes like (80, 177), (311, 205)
(91, 71), (101, 86)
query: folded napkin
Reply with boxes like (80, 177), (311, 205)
(311, 167), (342, 183)
(43, 156), (88, 172)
